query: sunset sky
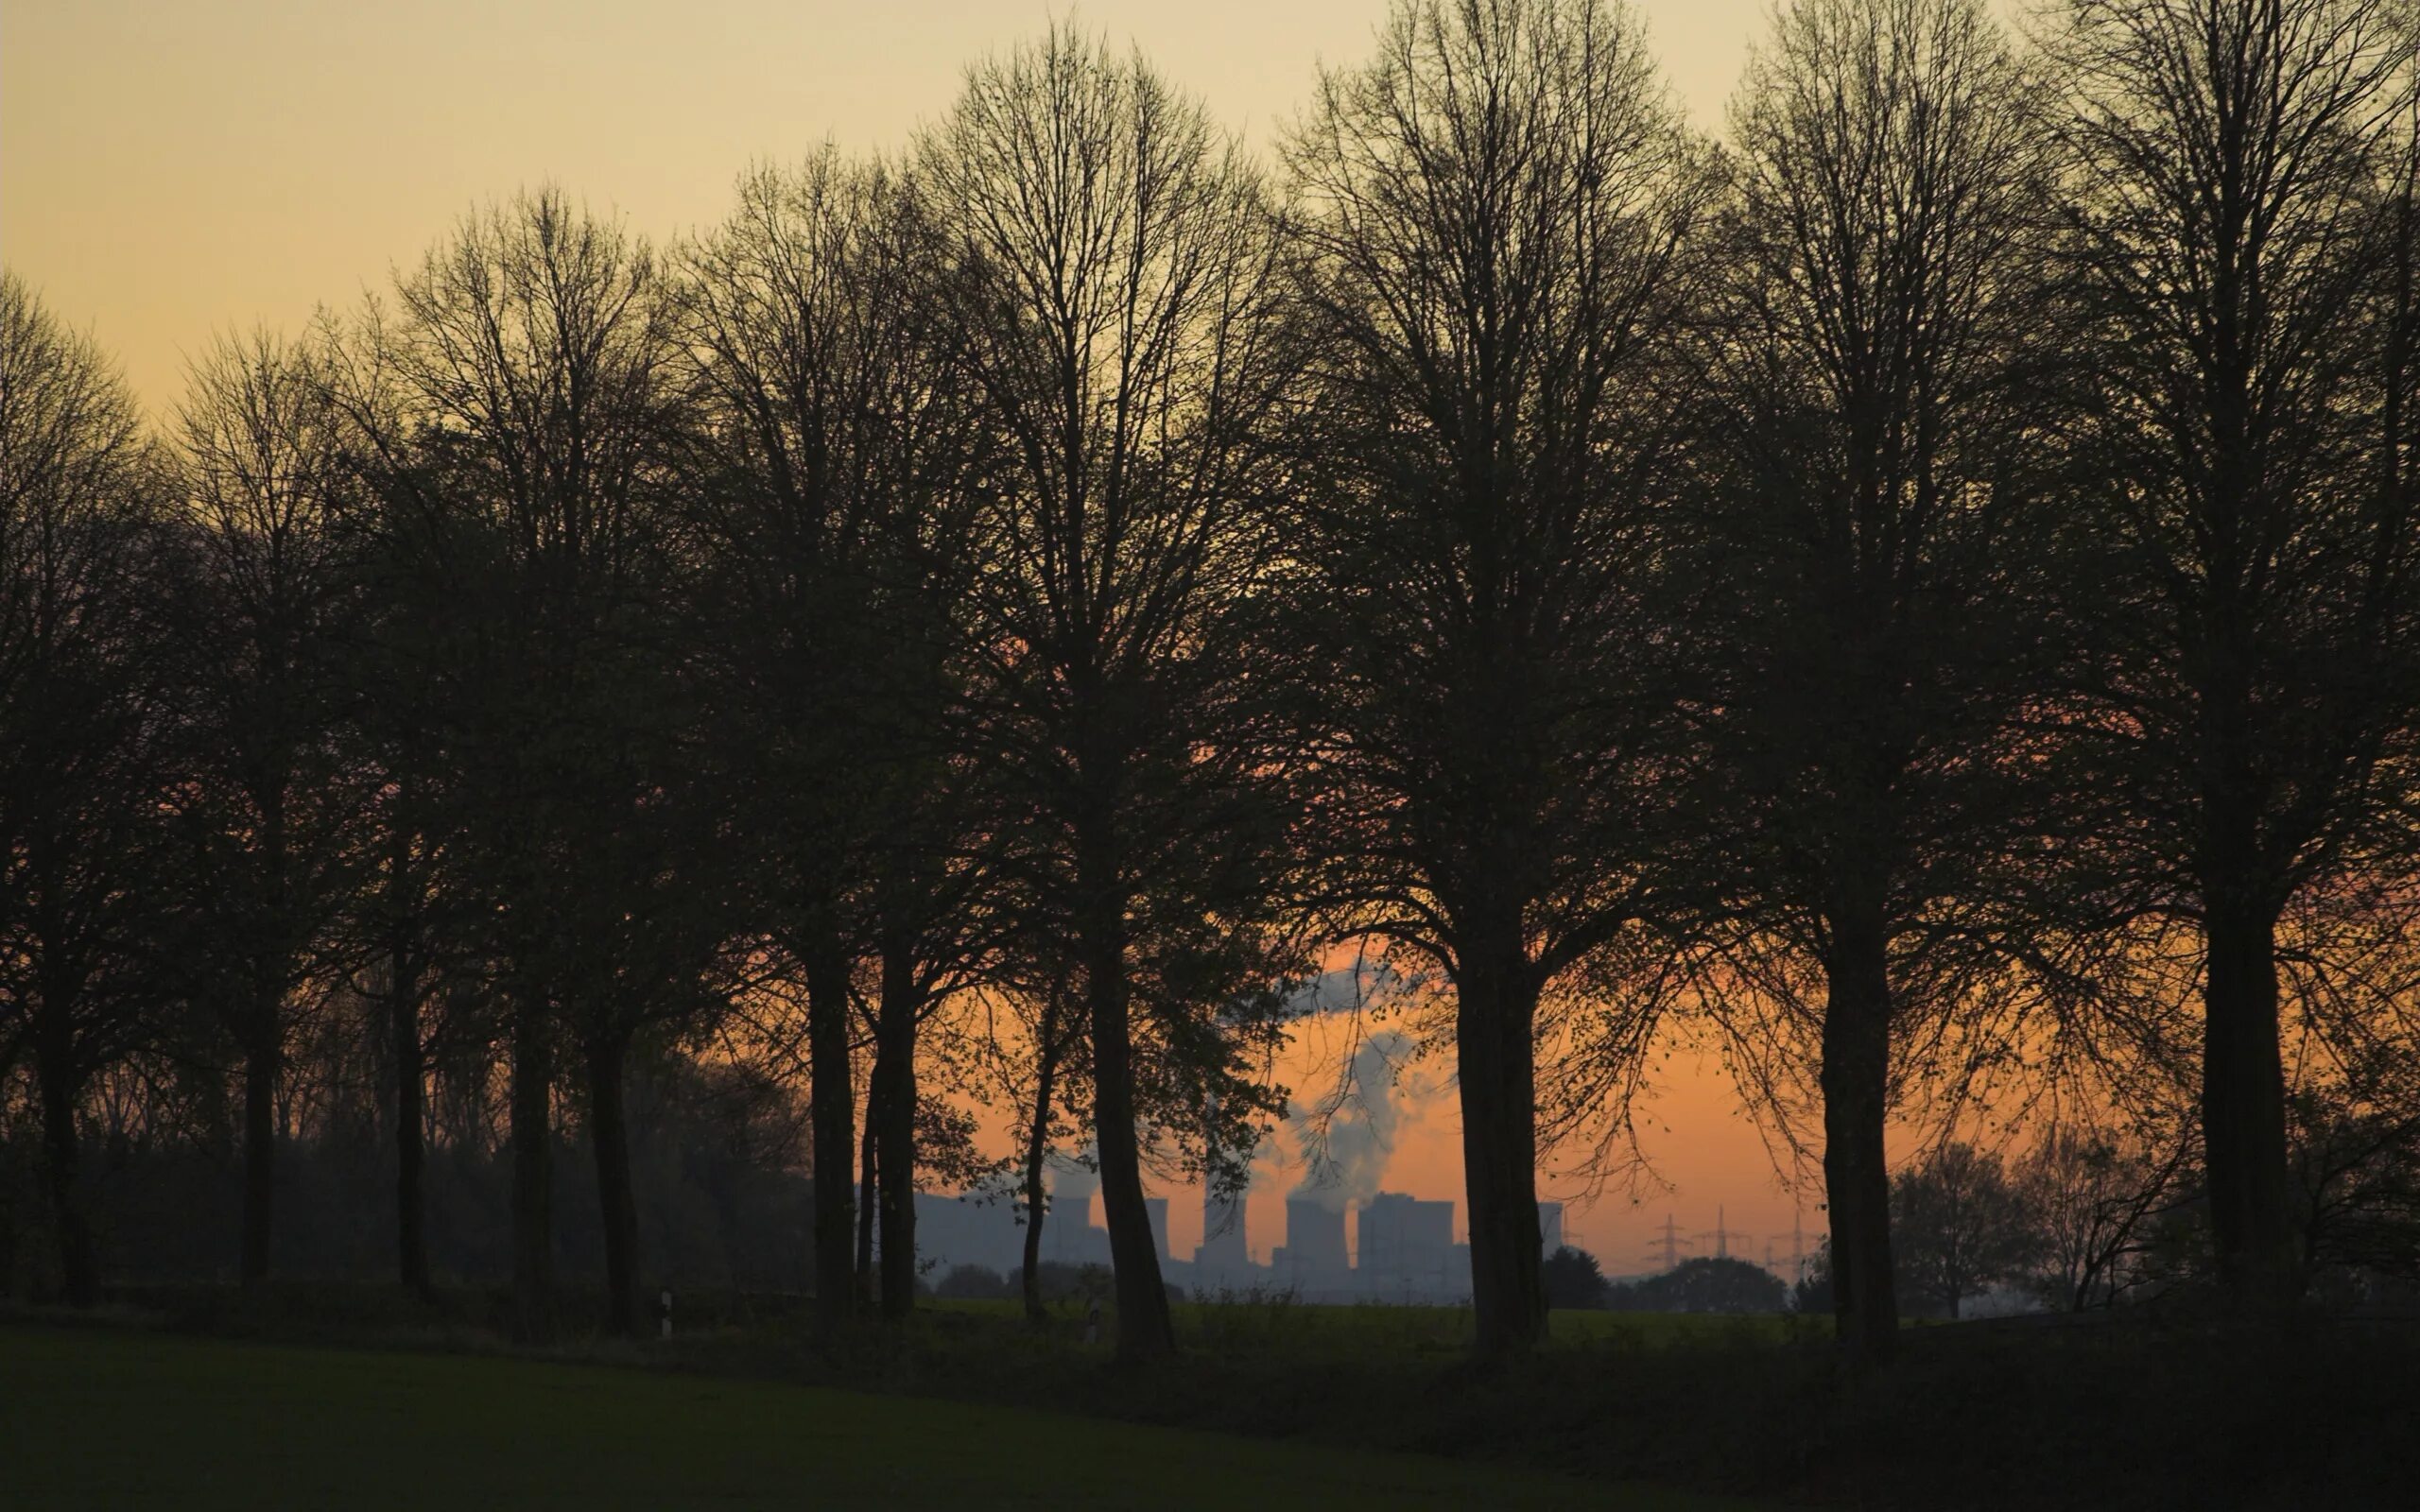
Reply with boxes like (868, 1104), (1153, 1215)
(6, 0), (1844, 1277)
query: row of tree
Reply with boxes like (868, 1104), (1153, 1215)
(6, 0), (2419, 1364)
(1880, 1113), (2420, 1320)
(1553, 1120), (2418, 1320)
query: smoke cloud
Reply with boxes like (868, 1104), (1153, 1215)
(1288, 1031), (1414, 1211)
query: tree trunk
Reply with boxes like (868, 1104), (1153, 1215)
(1454, 939), (1547, 1358)
(804, 934), (856, 1333)
(239, 1017), (278, 1288)
(1079, 838), (1174, 1363)
(855, 1112), (878, 1306)
(388, 807), (433, 1300)
(585, 1032), (641, 1337)
(2202, 892), (2296, 1300)
(391, 950), (431, 1300)
(509, 989), (556, 1342)
(1020, 1024), (1057, 1325)
(1821, 898), (1898, 1366)
(33, 1033), (95, 1308)
(873, 942), (921, 1321)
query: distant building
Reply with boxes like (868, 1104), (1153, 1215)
(1046, 1189), (1112, 1267)
(1357, 1192), (1456, 1299)
(913, 1193), (1027, 1278)
(1195, 1188), (1250, 1288)
(912, 1187), (1576, 1304)
(1053, 1190), (1088, 1233)
(1284, 1198), (1350, 1297)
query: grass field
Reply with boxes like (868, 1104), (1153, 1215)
(926, 1294), (1820, 1353)
(0, 1325), (1767, 1510)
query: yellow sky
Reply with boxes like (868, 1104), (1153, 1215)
(4, 1), (1774, 417)
(6, 0), (1846, 1273)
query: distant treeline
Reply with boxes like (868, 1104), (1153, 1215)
(5, 0), (2419, 1365)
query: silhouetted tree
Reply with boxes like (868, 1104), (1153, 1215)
(682, 149), (996, 1327)
(0, 271), (171, 1306)
(985, 971), (1090, 1324)
(557, 716), (739, 1337)
(2289, 1033), (2420, 1284)
(1542, 1244), (1610, 1309)
(919, 26), (1296, 1361)
(341, 188), (688, 1338)
(312, 339), (467, 1300)
(350, 609), (456, 1302)
(1891, 1141), (2036, 1318)
(1280, 0), (1715, 1358)
(2014, 1122), (2187, 1310)
(1610, 1255), (1789, 1314)
(2046, 0), (2420, 1304)
(856, 832), (999, 1320)
(1690, 0), (2062, 1363)
(167, 328), (372, 1286)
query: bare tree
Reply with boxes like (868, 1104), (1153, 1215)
(168, 328), (371, 1287)
(2015, 1122), (2188, 1310)
(339, 188), (686, 1339)
(2047, 0), (2420, 1299)
(918, 26), (1296, 1361)
(0, 272), (166, 1306)
(2287, 1010), (2420, 1284)
(1693, 0), (2061, 1362)
(979, 970), (1090, 1324)
(682, 149), (996, 1327)
(1281, 0), (1714, 1356)
(353, 589), (453, 1302)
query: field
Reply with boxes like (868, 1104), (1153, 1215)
(14, 1292), (2418, 1509)
(927, 1294), (1819, 1352)
(0, 1325), (1764, 1511)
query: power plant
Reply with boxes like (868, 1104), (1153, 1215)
(912, 1185), (1582, 1305)
(914, 1185), (1792, 1304)
(1194, 1187), (1250, 1288)
(1357, 1193), (1454, 1299)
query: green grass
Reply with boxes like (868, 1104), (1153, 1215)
(0, 1325), (1765, 1510)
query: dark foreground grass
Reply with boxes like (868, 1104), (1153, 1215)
(639, 1295), (2420, 1509)
(0, 1324), (1761, 1511)
(22, 1289), (2420, 1509)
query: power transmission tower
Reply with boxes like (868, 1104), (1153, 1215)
(1691, 1205), (1731, 1261)
(1765, 1210), (1809, 1280)
(1640, 1213), (1692, 1272)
